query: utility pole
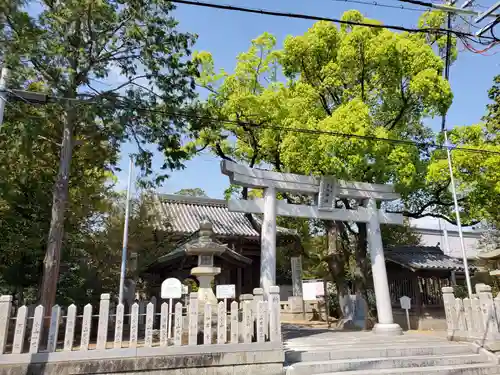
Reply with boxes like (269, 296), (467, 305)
(0, 68), (9, 128)
(441, 3), (473, 299)
(118, 156), (134, 304)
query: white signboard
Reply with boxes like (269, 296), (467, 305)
(400, 296), (411, 310)
(400, 295), (411, 330)
(161, 278), (182, 299)
(216, 284), (236, 299)
(303, 281), (324, 300)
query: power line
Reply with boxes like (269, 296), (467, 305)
(159, 110), (500, 156)
(399, 0), (500, 18)
(0, 86), (500, 155)
(329, 0), (428, 12)
(8, 89), (499, 156)
(169, 0), (498, 41)
(398, 0), (442, 8)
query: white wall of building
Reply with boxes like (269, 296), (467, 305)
(409, 217), (482, 259)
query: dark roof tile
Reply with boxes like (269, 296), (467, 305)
(151, 194), (297, 238)
(385, 246), (475, 271)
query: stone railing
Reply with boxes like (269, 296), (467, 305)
(442, 284), (500, 344)
(0, 286), (282, 363)
(279, 297), (328, 322)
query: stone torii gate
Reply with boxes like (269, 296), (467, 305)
(221, 160), (404, 335)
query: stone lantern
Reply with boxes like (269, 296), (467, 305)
(478, 248), (500, 279)
(185, 220), (226, 304)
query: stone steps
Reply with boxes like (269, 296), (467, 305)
(283, 328), (497, 375)
(285, 342), (474, 362)
(311, 363), (500, 375)
(284, 353), (487, 375)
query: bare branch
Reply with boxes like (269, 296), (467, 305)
(214, 142), (235, 162)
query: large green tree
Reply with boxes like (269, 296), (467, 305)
(2, 0), (199, 309)
(427, 74), (500, 224)
(0, 81), (114, 302)
(57, 193), (174, 307)
(188, 11), (455, 310)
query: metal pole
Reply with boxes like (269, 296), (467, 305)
(439, 9), (473, 299)
(0, 68), (9, 129)
(118, 156), (134, 303)
(444, 131), (473, 298)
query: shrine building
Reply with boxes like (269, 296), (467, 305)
(145, 194), (301, 296)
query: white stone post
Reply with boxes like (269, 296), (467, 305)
(174, 302), (183, 346)
(230, 301), (238, 344)
(160, 302), (168, 346)
(366, 199), (402, 336)
(269, 285), (281, 342)
(114, 303), (124, 349)
(261, 186), (277, 299)
(0, 295), (12, 354)
(477, 284), (498, 337)
(30, 305), (44, 354)
(145, 302), (154, 347)
(442, 287), (456, 332)
(96, 293), (110, 350)
(12, 305), (27, 354)
(47, 305), (61, 352)
(80, 304), (92, 351)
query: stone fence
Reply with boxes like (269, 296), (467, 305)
(442, 284), (500, 345)
(0, 287), (284, 375)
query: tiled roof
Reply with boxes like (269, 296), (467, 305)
(385, 246), (475, 272)
(152, 233), (253, 269)
(151, 194), (297, 238)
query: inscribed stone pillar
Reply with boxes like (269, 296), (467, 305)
(442, 286), (456, 332)
(261, 186), (277, 299)
(291, 256), (304, 297)
(477, 284), (498, 336)
(366, 199), (402, 336)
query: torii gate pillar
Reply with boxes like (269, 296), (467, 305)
(366, 199), (402, 335)
(261, 187), (277, 295)
(221, 161), (403, 336)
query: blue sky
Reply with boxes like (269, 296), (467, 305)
(112, 0), (499, 199)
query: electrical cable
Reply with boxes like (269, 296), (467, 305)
(5, 89), (498, 156)
(329, 0), (428, 12)
(168, 0), (498, 41)
(397, 0), (436, 8)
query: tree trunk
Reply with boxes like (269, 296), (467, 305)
(325, 221), (348, 318)
(39, 109), (75, 313)
(354, 223), (374, 318)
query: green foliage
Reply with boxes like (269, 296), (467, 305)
(0, 94), (114, 299)
(190, 11), (453, 203)
(427, 75), (500, 224)
(417, 11), (458, 63)
(175, 188), (208, 197)
(0, 0), (201, 305)
(2, 0), (199, 184)
(186, 11), (464, 316)
(57, 193), (175, 306)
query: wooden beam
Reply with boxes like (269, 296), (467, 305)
(228, 199), (403, 225)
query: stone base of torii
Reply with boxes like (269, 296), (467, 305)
(221, 160), (403, 336)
